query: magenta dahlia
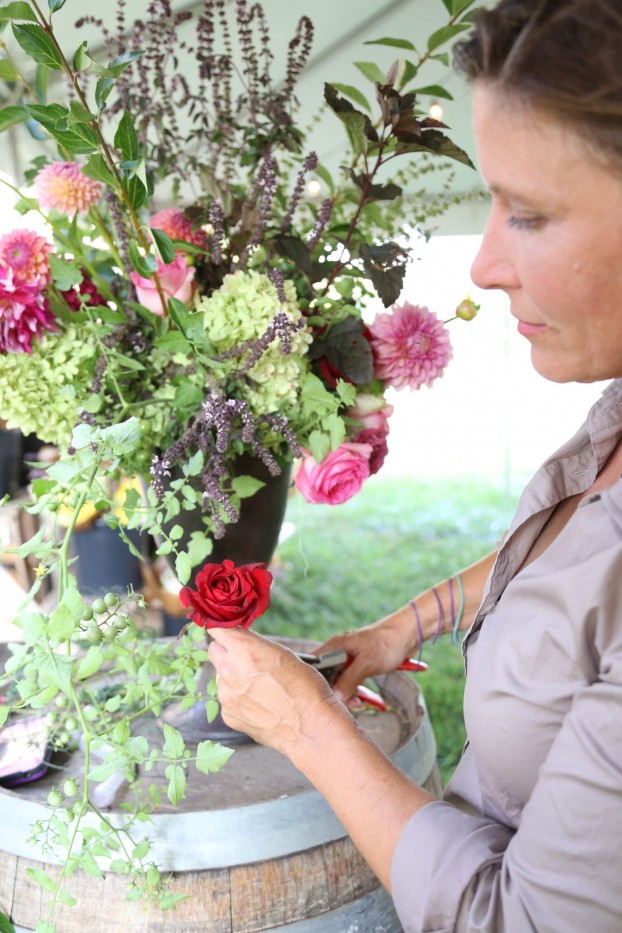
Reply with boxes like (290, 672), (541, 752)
(369, 302), (453, 391)
(149, 208), (206, 247)
(34, 161), (103, 216)
(0, 266), (57, 353)
(0, 229), (52, 286)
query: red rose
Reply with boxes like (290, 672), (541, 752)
(179, 559), (273, 630)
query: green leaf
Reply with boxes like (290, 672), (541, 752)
(0, 104), (29, 131)
(452, 0), (476, 14)
(184, 451), (204, 478)
(151, 226), (175, 264)
(12, 23), (63, 69)
(153, 331), (192, 354)
(162, 723), (185, 759)
(174, 382), (203, 414)
(329, 83), (371, 113)
(128, 238), (156, 278)
(95, 76), (116, 111)
(80, 850), (103, 879)
(187, 533), (213, 568)
(76, 645), (103, 680)
(0, 58), (18, 80)
(0, 2), (37, 22)
(39, 653), (72, 692)
(114, 110), (139, 161)
(112, 718), (131, 744)
(57, 888), (77, 907)
(231, 475), (265, 499)
(308, 430), (330, 464)
(72, 41), (90, 75)
(427, 22), (470, 53)
(363, 36), (416, 51)
(195, 740), (235, 774)
(26, 867), (57, 893)
(48, 0), (67, 12)
(413, 83), (453, 100)
(67, 100), (95, 125)
(48, 605), (75, 642)
(81, 152), (116, 186)
(25, 101), (66, 130)
(132, 839), (150, 860)
(34, 62), (48, 103)
(0, 707), (9, 729)
(167, 296), (193, 333)
(175, 551), (192, 585)
(352, 61), (386, 85)
(54, 123), (99, 155)
(106, 49), (144, 78)
(165, 763), (186, 805)
(49, 254), (83, 291)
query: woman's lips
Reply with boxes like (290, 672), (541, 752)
(517, 320), (548, 337)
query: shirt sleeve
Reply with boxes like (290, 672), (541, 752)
(391, 642), (622, 932)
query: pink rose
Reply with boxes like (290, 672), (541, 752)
(295, 442), (373, 505)
(130, 254), (196, 315)
(347, 393), (393, 435)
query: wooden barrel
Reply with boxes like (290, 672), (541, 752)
(0, 644), (441, 932)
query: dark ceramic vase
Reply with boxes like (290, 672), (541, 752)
(162, 452), (292, 631)
(161, 453), (292, 744)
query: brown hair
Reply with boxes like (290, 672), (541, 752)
(453, 0), (622, 164)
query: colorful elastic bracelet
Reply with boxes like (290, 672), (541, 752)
(452, 573), (465, 645)
(431, 586), (443, 643)
(409, 600), (424, 661)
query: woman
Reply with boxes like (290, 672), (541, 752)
(208, 1), (622, 929)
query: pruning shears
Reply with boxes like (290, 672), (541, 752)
(301, 649), (428, 713)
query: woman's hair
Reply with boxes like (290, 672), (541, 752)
(453, 0), (622, 165)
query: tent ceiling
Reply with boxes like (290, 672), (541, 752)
(2, 0), (488, 233)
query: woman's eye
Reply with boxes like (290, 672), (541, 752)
(507, 214), (544, 230)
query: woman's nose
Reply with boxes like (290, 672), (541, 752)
(470, 213), (519, 292)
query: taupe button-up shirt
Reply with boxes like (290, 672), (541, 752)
(391, 379), (622, 932)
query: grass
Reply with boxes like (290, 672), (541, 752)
(256, 474), (517, 785)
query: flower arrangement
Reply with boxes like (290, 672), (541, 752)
(0, 0), (479, 570)
(0, 0), (480, 927)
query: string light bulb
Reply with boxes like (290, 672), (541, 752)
(429, 101), (444, 121)
(307, 178), (321, 198)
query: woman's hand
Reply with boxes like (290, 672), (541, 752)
(207, 627), (341, 756)
(316, 614), (418, 702)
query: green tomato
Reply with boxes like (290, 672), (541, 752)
(63, 778), (79, 798)
(81, 606), (94, 622)
(104, 592), (120, 608)
(63, 716), (78, 732)
(54, 695), (68, 709)
(86, 624), (103, 644)
(32, 821), (43, 835)
(91, 598), (107, 616)
(58, 731), (70, 747)
(47, 790), (62, 807)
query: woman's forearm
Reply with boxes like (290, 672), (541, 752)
(289, 695), (436, 891)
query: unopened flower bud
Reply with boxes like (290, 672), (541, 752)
(455, 297), (479, 321)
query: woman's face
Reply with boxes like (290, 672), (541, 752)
(471, 82), (622, 383)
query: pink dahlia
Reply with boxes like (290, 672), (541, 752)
(0, 266), (57, 353)
(34, 161), (103, 216)
(369, 302), (453, 391)
(150, 208), (206, 247)
(0, 229), (52, 286)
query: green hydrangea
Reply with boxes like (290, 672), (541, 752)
(196, 270), (312, 415)
(0, 325), (93, 447)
